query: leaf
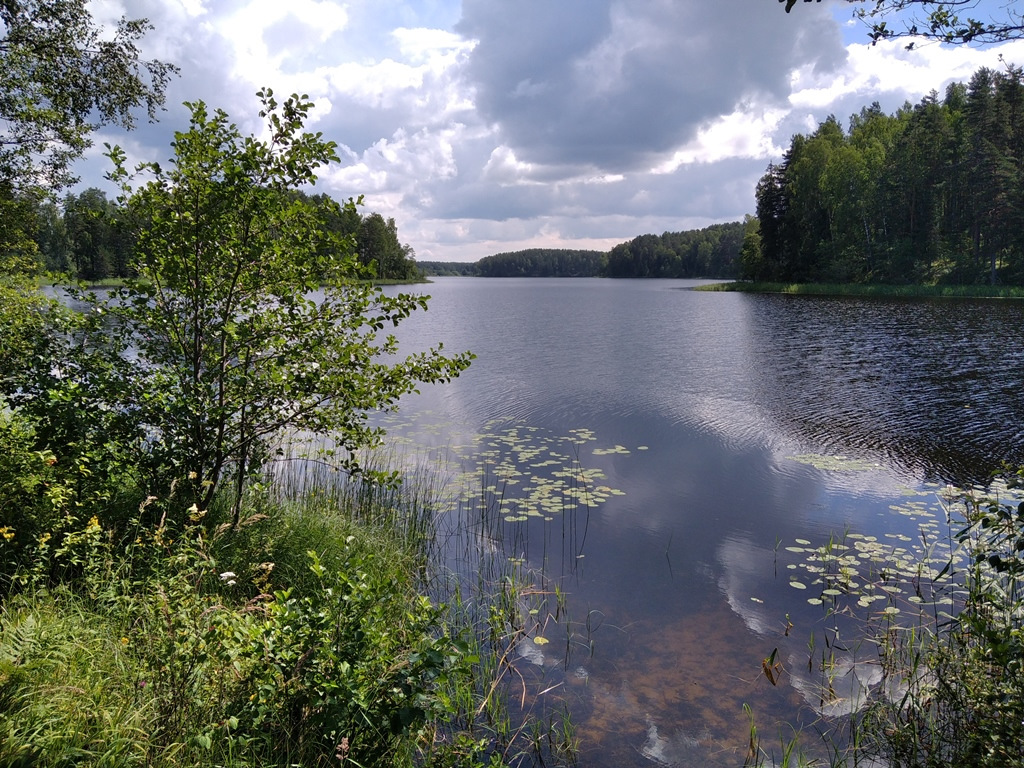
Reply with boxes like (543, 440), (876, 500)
(762, 648), (781, 686)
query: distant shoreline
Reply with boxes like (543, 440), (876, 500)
(695, 281), (1024, 299)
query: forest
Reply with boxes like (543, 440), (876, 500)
(420, 223), (745, 278)
(745, 63), (1024, 286)
(603, 222), (744, 278)
(475, 248), (606, 277)
(19, 188), (424, 282)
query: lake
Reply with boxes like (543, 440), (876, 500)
(377, 277), (1024, 767)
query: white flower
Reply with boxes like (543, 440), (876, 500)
(219, 571), (237, 585)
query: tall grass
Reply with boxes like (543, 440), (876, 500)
(0, 449), (580, 768)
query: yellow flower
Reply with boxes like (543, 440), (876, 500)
(0, 527), (14, 542)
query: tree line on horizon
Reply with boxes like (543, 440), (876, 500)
(744, 63), (1024, 286)
(420, 221), (746, 278)
(14, 188), (423, 282)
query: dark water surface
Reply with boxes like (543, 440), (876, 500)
(378, 278), (1024, 767)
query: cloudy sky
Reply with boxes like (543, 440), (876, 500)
(81, 0), (1024, 262)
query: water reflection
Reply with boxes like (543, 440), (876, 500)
(374, 280), (1024, 765)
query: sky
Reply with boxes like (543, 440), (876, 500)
(79, 0), (1024, 262)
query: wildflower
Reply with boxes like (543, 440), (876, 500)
(0, 527), (14, 542)
(219, 571), (237, 586)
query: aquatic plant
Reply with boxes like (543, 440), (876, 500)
(753, 471), (1024, 767)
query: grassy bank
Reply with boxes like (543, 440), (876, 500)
(696, 281), (1024, 299)
(0, 465), (575, 768)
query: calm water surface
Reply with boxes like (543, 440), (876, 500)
(378, 278), (1024, 767)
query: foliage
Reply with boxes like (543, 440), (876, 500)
(604, 222), (744, 278)
(293, 192), (423, 282)
(61, 188), (131, 280)
(784, 1), (1024, 47)
(233, 550), (464, 766)
(9, 182), (417, 283)
(0, 462), (581, 768)
(95, 90), (472, 520)
(0, 0), (176, 194)
(0, 491), (472, 768)
(357, 212), (423, 280)
(475, 249), (607, 278)
(418, 261), (481, 276)
(0, 282), (140, 584)
(748, 65), (1024, 286)
(0, 187), (46, 276)
(847, 1), (1024, 47)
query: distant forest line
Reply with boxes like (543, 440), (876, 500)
(19, 189), (424, 282)
(419, 221), (745, 278)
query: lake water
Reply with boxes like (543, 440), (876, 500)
(377, 277), (1024, 767)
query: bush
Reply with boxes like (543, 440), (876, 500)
(0, 497), (476, 768)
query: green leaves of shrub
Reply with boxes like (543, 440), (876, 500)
(231, 547), (466, 766)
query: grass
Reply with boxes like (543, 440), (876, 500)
(695, 281), (1024, 298)
(0, 455), (580, 768)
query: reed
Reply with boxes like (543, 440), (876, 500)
(0, 443), (582, 768)
(746, 471), (1024, 767)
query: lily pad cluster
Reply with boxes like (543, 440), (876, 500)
(787, 453), (884, 472)
(371, 414), (633, 523)
(779, 481), (1024, 621)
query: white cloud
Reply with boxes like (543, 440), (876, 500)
(791, 37), (1024, 112)
(67, 0), (1024, 261)
(652, 106), (790, 173)
(391, 27), (473, 63)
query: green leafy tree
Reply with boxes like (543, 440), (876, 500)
(33, 198), (72, 273)
(356, 212), (421, 280)
(750, 162), (790, 281)
(63, 187), (129, 280)
(477, 248), (606, 277)
(738, 214), (765, 281)
(0, 187), (43, 276)
(102, 90), (473, 522)
(0, 0), (176, 193)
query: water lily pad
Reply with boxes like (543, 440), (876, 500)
(787, 453), (881, 472)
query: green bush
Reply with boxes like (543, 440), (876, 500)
(0, 500), (478, 768)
